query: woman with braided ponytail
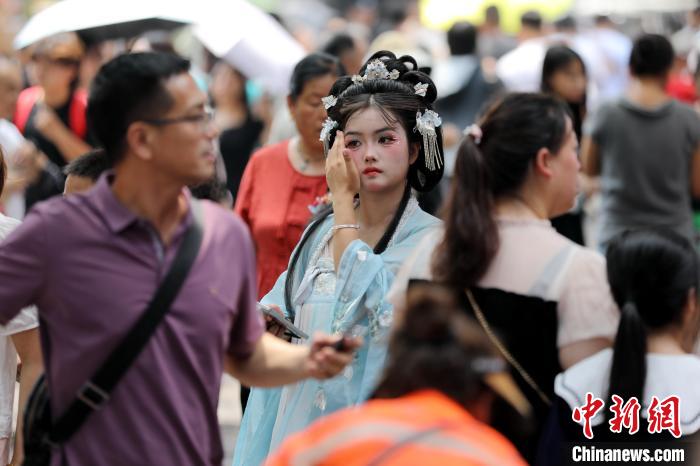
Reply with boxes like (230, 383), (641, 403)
(233, 51), (444, 466)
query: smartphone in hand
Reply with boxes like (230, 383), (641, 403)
(257, 303), (309, 340)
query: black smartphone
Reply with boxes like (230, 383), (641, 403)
(257, 303), (309, 340)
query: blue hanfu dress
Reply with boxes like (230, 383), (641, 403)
(232, 196), (441, 466)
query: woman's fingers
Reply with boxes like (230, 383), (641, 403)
(327, 131), (349, 187)
(326, 132), (339, 174)
(343, 150), (361, 193)
(326, 130), (359, 197)
(333, 130), (344, 154)
(328, 130), (344, 162)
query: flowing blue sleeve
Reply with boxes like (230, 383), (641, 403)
(260, 270), (288, 315)
(234, 220), (329, 466)
(330, 212), (441, 402)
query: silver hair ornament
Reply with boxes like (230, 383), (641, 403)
(322, 95), (337, 110)
(351, 59), (400, 84)
(320, 117), (339, 153)
(415, 110), (443, 171)
(414, 82), (429, 97)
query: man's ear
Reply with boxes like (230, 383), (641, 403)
(125, 122), (154, 161)
(409, 142), (420, 165)
(533, 147), (554, 179)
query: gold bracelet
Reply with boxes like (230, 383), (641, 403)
(331, 224), (360, 232)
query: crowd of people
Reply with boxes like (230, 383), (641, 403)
(0, 2), (699, 466)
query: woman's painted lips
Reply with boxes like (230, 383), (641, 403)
(363, 167), (382, 175)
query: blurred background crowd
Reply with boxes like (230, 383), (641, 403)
(1, 0), (700, 245)
(2, 1), (700, 463)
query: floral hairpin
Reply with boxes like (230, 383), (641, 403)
(351, 59), (400, 84)
(464, 124), (483, 145)
(320, 117), (339, 153)
(322, 95), (337, 110)
(415, 109), (443, 171)
(414, 82), (429, 97)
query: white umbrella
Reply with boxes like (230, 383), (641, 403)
(16, 0), (306, 96)
(190, 0), (306, 96)
(14, 0), (191, 49)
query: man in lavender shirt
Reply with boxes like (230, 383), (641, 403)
(0, 52), (357, 465)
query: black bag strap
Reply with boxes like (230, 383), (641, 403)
(465, 289), (552, 406)
(49, 200), (204, 443)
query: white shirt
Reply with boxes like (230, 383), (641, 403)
(585, 27), (632, 102)
(431, 55), (479, 98)
(555, 348), (700, 435)
(0, 120), (26, 220)
(496, 38), (548, 92)
(0, 214), (38, 437)
(0, 120), (23, 162)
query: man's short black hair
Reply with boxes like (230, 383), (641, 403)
(63, 149), (111, 181)
(554, 15), (576, 31)
(87, 52), (190, 165)
(321, 33), (356, 59)
(447, 21), (477, 56)
(594, 15), (612, 26)
(629, 33), (674, 78)
(521, 10), (543, 30)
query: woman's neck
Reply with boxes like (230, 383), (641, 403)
(357, 183), (406, 231)
(647, 329), (687, 355)
(494, 193), (548, 220)
(298, 137), (325, 162)
(289, 137), (325, 176)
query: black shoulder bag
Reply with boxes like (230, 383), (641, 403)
(22, 202), (204, 466)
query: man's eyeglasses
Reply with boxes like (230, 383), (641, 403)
(141, 107), (214, 130)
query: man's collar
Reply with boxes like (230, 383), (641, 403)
(90, 171), (140, 233)
(89, 171), (196, 235)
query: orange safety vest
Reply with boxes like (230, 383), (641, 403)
(265, 390), (527, 466)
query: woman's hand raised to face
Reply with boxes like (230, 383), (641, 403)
(325, 131), (360, 202)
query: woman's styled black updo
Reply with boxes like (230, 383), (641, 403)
(325, 50), (444, 193)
